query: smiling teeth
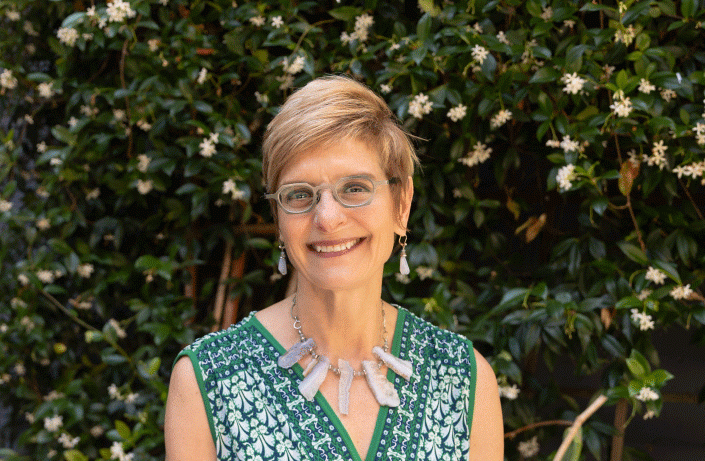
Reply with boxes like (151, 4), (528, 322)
(314, 239), (360, 253)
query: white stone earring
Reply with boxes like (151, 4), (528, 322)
(278, 242), (288, 275)
(399, 235), (410, 275)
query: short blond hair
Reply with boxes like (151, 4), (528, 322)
(262, 76), (418, 223)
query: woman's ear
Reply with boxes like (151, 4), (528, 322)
(395, 176), (414, 235)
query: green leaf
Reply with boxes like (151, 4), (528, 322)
(681, 0), (697, 18)
(115, 420), (131, 440)
(328, 6), (361, 20)
(529, 67), (560, 84)
(616, 241), (648, 265)
(63, 450), (89, 461)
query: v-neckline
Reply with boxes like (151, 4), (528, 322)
(250, 307), (407, 461)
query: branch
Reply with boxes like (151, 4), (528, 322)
(554, 394), (608, 461)
(504, 420), (573, 440)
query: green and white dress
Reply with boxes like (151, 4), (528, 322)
(176, 307), (477, 461)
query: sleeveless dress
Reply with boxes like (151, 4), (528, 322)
(176, 307), (477, 461)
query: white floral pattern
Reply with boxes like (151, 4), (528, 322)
(179, 308), (475, 460)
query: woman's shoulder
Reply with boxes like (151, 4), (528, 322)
(398, 306), (474, 349)
(180, 311), (260, 358)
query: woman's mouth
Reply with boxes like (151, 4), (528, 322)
(309, 238), (364, 254)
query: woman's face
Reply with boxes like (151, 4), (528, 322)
(276, 137), (411, 292)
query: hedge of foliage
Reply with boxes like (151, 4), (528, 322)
(2, 0), (705, 460)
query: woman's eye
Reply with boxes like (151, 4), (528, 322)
(341, 181), (371, 193)
(285, 188), (313, 201)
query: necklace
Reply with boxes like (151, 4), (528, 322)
(277, 295), (414, 415)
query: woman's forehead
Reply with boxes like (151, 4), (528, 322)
(277, 138), (386, 185)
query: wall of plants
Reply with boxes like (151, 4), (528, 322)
(1, 0), (704, 459)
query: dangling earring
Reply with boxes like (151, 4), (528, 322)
(399, 235), (410, 275)
(278, 242), (288, 275)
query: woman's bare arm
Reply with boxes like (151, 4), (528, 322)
(469, 349), (504, 461)
(164, 356), (217, 461)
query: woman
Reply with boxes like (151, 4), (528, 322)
(165, 76), (503, 460)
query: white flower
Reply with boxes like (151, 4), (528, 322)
(136, 179), (153, 195)
(77, 263), (94, 278)
(1, 69), (18, 90)
(415, 266), (434, 280)
(107, 0), (137, 23)
(90, 425), (104, 437)
(459, 142), (493, 167)
(108, 319), (127, 338)
(643, 409), (656, 420)
(199, 137), (216, 157)
(517, 436), (540, 458)
(496, 31), (510, 45)
(137, 154), (151, 172)
(108, 383), (122, 400)
(276, 74), (294, 91)
(86, 188), (100, 200)
(636, 289), (652, 301)
(395, 273), (410, 284)
(670, 284), (693, 300)
(38, 82), (55, 98)
(147, 38), (161, 52)
(447, 104), (467, 122)
(271, 16), (284, 28)
(222, 178), (245, 200)
(24, 114), (34, 124)
(563, 19), (576, 30)
(610, 97), (633, 117)
(254, 91), (268, 105)
(498, 384), (520, 399)
(645, 266), (667, 284)
(136, 119), (152, 131)
(353, 13), (374, 42)
(379, 84), (392, 94)
(37, 270), (55, 284)
(340, 31), (353, 45)
(559, 135), (580, 153)
(86, 6), (97, 18)
(159, 0), (168, 5)
(14, 363), (26, 376)
(36, 218), (51, 230)
(638, 78), (656, 94)
(11, 298), (27, 309)
(58, 433), (80, 449)
(562, 72), (586, 95)
(556, 164), (576, 192)
(652, 140), (667, 156)
(18, 274), (29, 286)
(660, 88), (676, 102)
(249, 16), (265, 27)
(113, 109), (126, 122)
(0, 199), (12, 212)
(471, 45), (490, 64)
(472, 22), (483, 34)
(57, 27), (79, 46)
(490, 109), (512, 129)
(541, 6), (553, 20)
(44, 415), (63, 432)
(630, 308), (655, 331)
(408, 93), (433, 119)
(282, 55), (305, 75)
(635, 387), (659, 402)
(197, 67), (208, 84)
(615, 25), (636, 45)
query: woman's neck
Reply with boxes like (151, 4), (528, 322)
(292, 283), (387, 362)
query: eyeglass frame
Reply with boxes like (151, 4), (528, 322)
(263, 175), (400, 214)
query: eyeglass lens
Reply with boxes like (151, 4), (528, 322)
(281, 176), (376, 212)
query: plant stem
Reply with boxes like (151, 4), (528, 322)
(554, 394), (608, 461)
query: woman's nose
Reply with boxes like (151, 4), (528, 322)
(313, 189), (346, 230)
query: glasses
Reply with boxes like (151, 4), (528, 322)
(264, 175), (399, 214)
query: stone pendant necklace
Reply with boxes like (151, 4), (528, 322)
(277, 295), (414, 415)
